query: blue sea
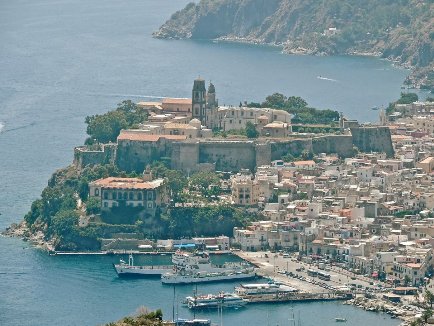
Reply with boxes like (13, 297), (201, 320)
(0, 0), (425, 324)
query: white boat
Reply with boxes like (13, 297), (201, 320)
(185, 292), (248, 309)
(235, 282), (298, 297)
(113, 254), (173, 277)
(161, 251), (256, 284)
(335, 317), (347, 322)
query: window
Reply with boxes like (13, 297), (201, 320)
(103, 202), (108, 208)
(147, 203), (153, 208)
(138, 192), (142, 200)
(129, 192), (134, 200)
(118, 192), (122, 200)
(147, 191), (153, 200)
(250, 112), (253, 116)
(95, 188), (99, 196)
(229, 120), (232, 124)
(239, 120), (241, 124)
(123, 192), (127, 200)
(103, 192), (108, 200)
(195, 108), (199, 114)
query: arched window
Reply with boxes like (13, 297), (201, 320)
(138, 192), (142, 200)
(123, 192), (127, 200)
(95, 188), (99, 196)
(118, 192), (122, 200)
(103, 192), (108, 200)
(129, 192), (134, 200)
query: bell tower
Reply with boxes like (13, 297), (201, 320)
(192, 78), (207, 123)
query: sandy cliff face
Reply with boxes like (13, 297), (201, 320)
(154, 0), (433, 88)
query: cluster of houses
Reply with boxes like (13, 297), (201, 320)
(233, 102), (434, 286)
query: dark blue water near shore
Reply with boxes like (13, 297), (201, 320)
(0, 0), (420, 324)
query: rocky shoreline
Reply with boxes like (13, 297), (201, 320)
(2, 221), (55, 251)
(212, 36), (425, 89)
(345, 296), (426, 326)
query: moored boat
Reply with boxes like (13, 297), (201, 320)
(113, 254), (173, 277)
(185, 292), (248, 310)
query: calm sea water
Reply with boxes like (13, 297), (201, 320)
(0, 0), (421, 324)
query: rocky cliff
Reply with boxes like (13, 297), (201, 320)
(154, 0), (433, 89)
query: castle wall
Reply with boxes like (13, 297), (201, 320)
(74, 144), (117, 169)
(270, 139), (312, 161)
(255, 143), (272, 167)
(116, 138), (173, 172)
(199, 140), (256, 171)
(171, 141), (200, 172)
(350, 126), (394, 157)
(312, 135), (354, 157)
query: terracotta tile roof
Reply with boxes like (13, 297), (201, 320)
(90, 177), (165, 190)
(117, 130), (187, 142)
(162, 98), (192, 105)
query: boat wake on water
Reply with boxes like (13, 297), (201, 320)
(317, 76), (338, 82)
(85, 92), (168, 99)
(1, 121), (36, 134)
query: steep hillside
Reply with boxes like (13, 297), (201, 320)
(154, 0), (434, 89)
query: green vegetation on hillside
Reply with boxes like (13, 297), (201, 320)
(24, 164), (139, 250)
(248, 93), (339, 125)
(23, 160), (260, 250)
(106, 308), (163, 326)
(386, 92), (419, 114)
(155, 0), (434, 88)
(85, 100), (148, 144)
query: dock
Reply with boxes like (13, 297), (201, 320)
(52, 250), (174, 256)
(242, 291), (353, 304)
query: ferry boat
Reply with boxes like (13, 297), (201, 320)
(161, 251), (256, 284)
(113, 254), (173, 277)
(185, 292), (248, 310)
(235, 282), (298, 297)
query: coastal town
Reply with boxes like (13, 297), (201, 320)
(6, 78), (434, 325)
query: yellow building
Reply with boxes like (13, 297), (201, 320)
(417, 157), (434, 174)
(231, 172), (259, 206)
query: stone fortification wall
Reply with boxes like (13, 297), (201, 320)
(199, 140), (257, 171)
(270, 139), (312, 161)
(350, 126), (394, 157)
(255, 143), (272, 167)
(74, 143), (117, 169)
(116, 138), (174, 172)
(171, 141), (200, 172)
(312, 135), (354, 157)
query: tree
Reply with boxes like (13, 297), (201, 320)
(50, 210), (79, 237)
(285, 96), (308, 110)
(404, 274), (411, 286)
(262, 93), (287, 108)
(397, 92), (418, 105)
(425, 290), (434, 308)
(245, 122), (259, 138)
(422, 308), (433, 324)
(189, 171), (220, 192)
(86, 197), (101, 215)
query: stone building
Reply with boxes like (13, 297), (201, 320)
(231, 170), (259, 206)
(89, 169), (169, 218)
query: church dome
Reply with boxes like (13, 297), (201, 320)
(189, 118), (202, 129)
